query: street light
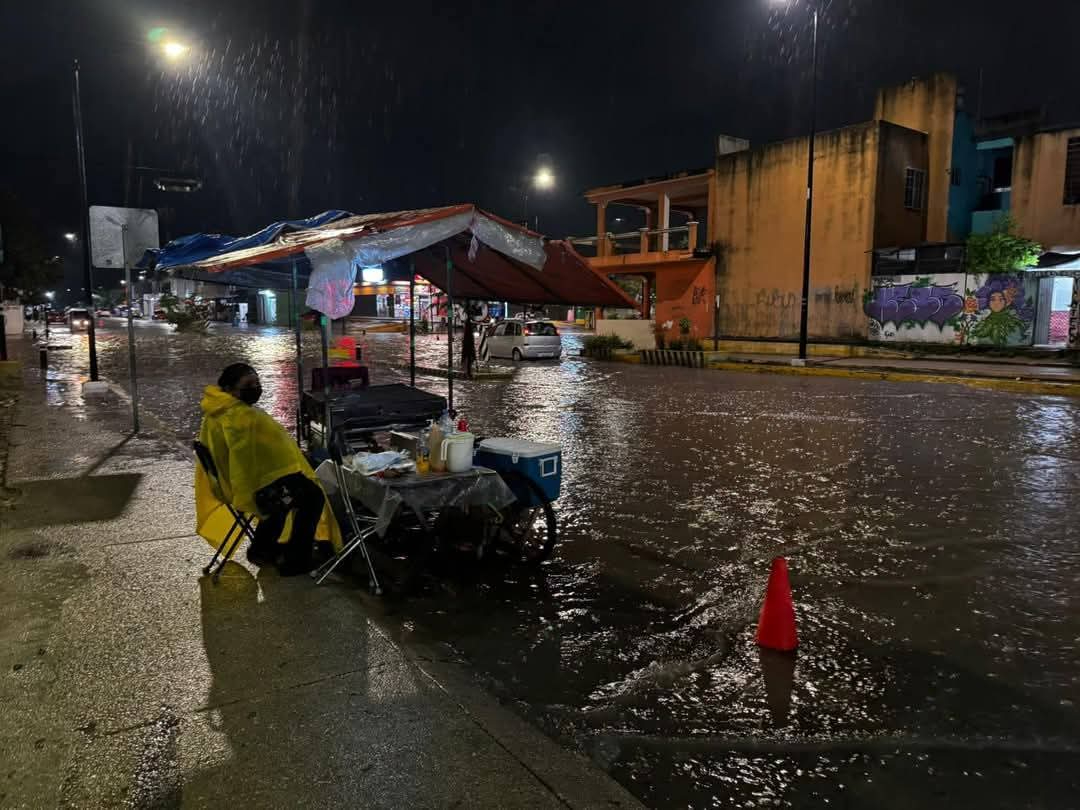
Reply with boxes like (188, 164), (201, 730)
(772, 0), (819, 362)
(520, 163), (556, 231)
(72, 33), (192, 385)
(161, 40), (190, 62)
(64, 232), (77, 242)
(533, 166), (555, 191)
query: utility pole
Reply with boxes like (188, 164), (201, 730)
(795, 4), (818, 363)
(73, 59), (99, 381)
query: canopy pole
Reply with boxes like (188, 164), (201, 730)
(292, 261), (304, 441)
(408, 262), (416, 388)
(120, 224), (139, 434)
(445, 246), (454, 412)
(320, 311), (331, 444)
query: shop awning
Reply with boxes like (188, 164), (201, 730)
(149, 204), (635, 311)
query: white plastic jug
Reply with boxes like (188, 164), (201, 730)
(440, 432), (475, 473)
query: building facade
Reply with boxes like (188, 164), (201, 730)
(579, 73), (1080, 346)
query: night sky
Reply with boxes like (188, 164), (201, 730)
(3, 0), (1078, 284)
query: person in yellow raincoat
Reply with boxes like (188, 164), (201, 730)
(196, 363), (340, 575)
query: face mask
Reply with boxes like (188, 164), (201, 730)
(235, 384), (262, 405)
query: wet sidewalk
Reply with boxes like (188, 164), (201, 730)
(0, 349), (640, 809)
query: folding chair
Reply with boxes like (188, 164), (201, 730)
(194, 440), (258, 583)
(311, 428), (382, 593)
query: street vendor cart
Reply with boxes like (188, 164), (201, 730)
(145, 204), (635, 591)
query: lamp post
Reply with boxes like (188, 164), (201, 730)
(773, 0), (818, 362)
(520, 165), (555, 231)
(72, 36), (191, 383)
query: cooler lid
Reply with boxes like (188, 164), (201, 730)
(478, 437), (561, 458)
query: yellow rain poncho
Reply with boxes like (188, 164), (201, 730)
(195, 385), (341, 549)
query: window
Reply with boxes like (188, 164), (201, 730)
(526, 322), (558, 336)
(950, 166), (962, 187)
(493, 323), (506, 337)
(904, 168), (927, 210)
(1064, 137), (1080, 205)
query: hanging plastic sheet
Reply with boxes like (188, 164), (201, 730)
(304, 238), (357, 318)
(468, 212), (546, 269)
(350, 209), (474, 267)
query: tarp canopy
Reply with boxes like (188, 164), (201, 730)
(146, 204), (634, 312)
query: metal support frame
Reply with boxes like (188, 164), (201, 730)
(292, 261), (304, 441)
(409, 265), (416, 387)
(312, 453), (382, 593)
(445, 246), (454, 411)
(320, 311), (331, 442)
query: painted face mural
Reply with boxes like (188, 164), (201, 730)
(988, 291), (1006, 313)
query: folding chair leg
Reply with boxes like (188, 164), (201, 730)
(204, 520), (238, 576)
(312, 527), (379, 590)
(212, 515), (256, 583)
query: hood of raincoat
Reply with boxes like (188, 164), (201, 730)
(200, 384), (244, 417)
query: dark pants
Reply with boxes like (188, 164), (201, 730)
(252, 473), (324, 566)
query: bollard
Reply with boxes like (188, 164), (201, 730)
(39, 348), (48, 370)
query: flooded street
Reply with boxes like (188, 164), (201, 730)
(43, 321), (1080, 807)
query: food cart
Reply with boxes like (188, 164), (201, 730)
(146, 205), (635, 590)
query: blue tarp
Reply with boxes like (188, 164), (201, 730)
(138, 210), (353, 274)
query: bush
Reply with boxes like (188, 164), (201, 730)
(966, 215), (1041, 275)
(583, 334), (634, 357)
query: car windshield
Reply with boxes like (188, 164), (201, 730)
(69, 309), (89, 318)
(526, 322), (558, 336)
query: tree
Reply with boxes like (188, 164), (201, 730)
(965, 215), (1041, 275)
(0, 192), (62, 302)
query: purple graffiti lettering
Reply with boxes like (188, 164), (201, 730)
(864, 283), (964, 327)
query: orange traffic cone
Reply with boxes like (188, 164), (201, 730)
(756, 557), (798, 651)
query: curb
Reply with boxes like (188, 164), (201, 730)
(707, 360), (1080, 397)
(590, 352), (1080, 396)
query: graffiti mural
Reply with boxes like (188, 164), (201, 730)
(866, 273), (1037, 346)
(864, 279), (964, 328)
(965, 274), (1035, 346)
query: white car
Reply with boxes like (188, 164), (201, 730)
(485, 320), (562, 360)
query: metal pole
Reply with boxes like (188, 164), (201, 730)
(409, 264), (416, 387)
(0, 308), (7, 362)
(320, 311), (331, 443)
(796, 7), (818, 362)
(292, 261), (304, 441)
(73, 59), (99, 380)
(445, 246), (454, 411)
(121, 225), (139, 433)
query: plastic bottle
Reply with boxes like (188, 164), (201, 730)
(429, 418), (446, 473)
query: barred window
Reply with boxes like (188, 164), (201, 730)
(1064, 137), (1080, 205)
(904, 168), (926, 210)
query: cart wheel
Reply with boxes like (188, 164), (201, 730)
(499, 473), (558, 564)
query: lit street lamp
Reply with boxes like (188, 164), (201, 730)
(161, 40), (191, 62)
(520, 163), (556, 231)
(772, 0), (818, 362)
(72, 30), (191, 383)
(64, 232), (77, 242)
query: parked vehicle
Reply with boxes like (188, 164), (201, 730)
(67, 308), (91, 330)
(486, 320), (562, 360)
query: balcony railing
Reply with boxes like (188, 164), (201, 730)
(570, 222), (699, 258)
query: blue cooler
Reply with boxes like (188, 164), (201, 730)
(475, 438), (562, 506)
